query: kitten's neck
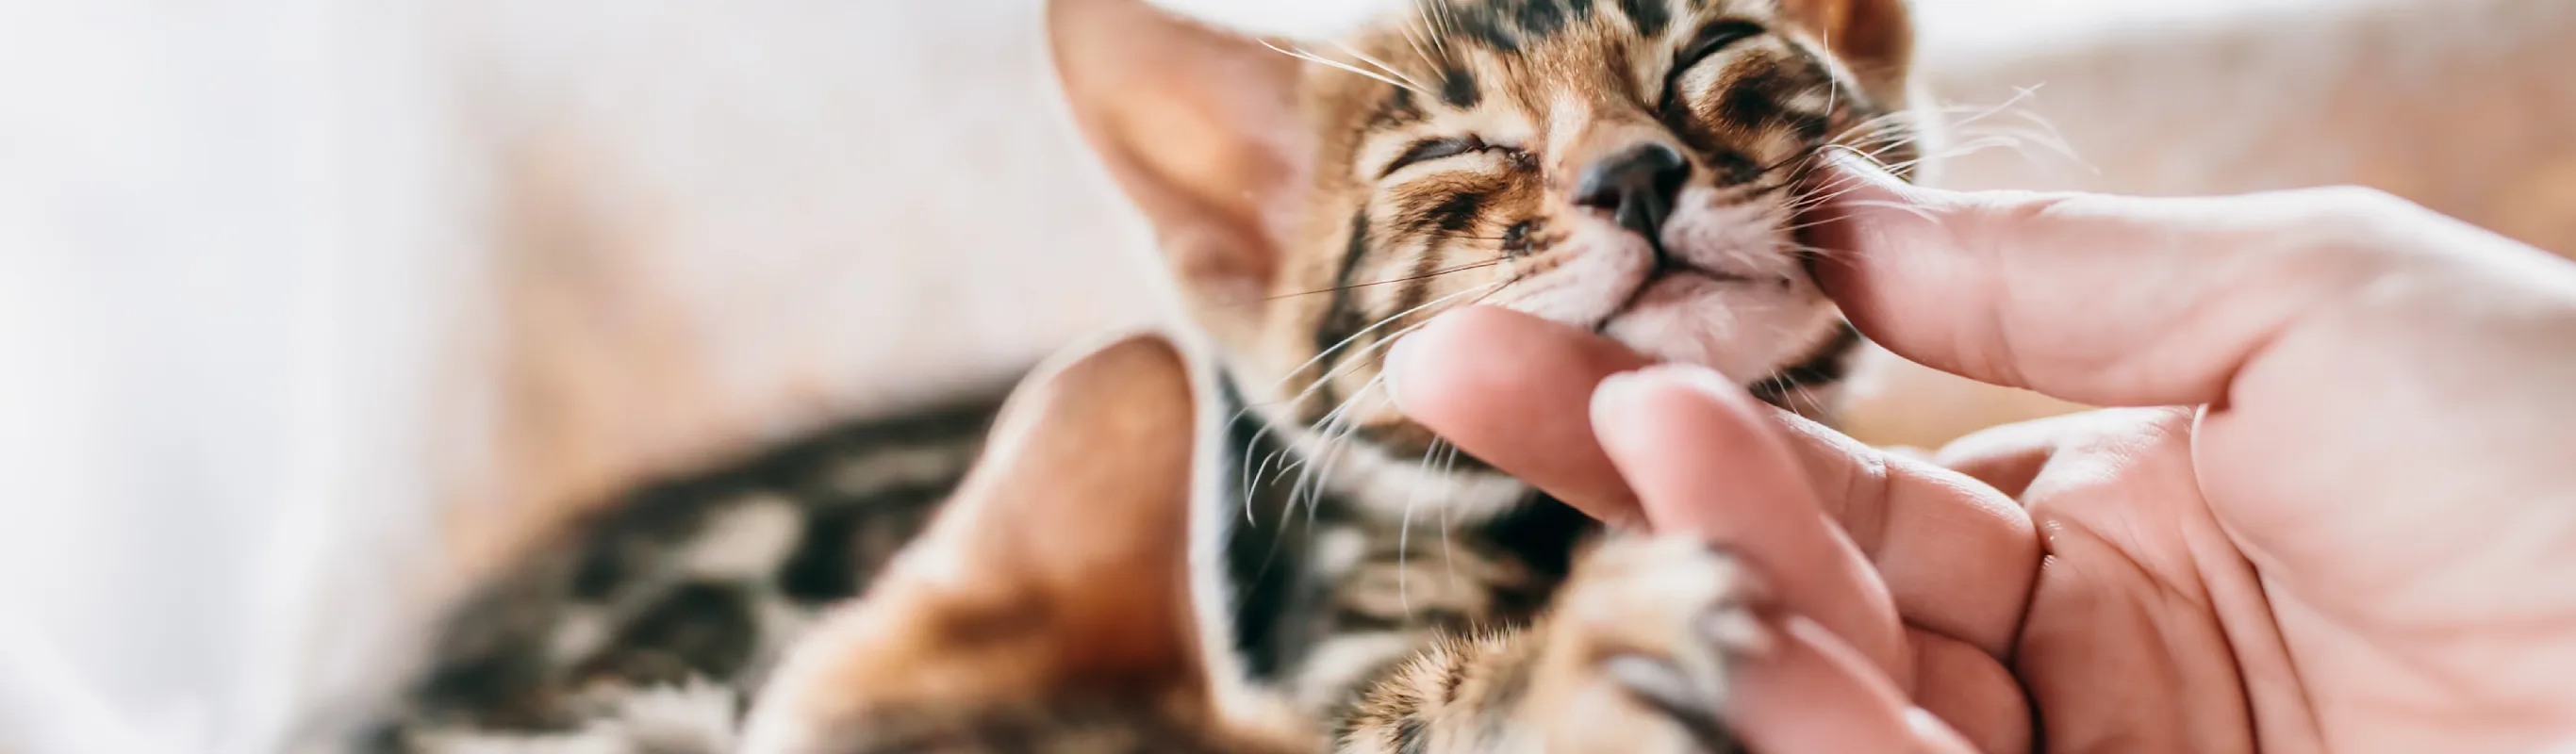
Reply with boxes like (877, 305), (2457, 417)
(1202, 368), (1598, 689)
(1210, 370), (1531, 525)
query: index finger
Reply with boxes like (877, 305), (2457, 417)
(1591, 365), (1907, 677)
(1801, 151), (2566, 409)
(1389, 307), (2036, 658)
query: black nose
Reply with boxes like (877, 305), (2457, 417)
(1573, 143), (1690, 239)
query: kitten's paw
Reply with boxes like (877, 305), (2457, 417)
(1535, 535), (1769, 753)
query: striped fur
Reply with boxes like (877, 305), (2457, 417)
(1056, 0), (1924, 748)
(376, 0), (1924, 750)
(372, 398), (1006, 750)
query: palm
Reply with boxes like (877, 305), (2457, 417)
(1969, 406), (2576, 754)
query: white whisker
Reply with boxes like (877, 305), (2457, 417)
(1433, 440), (1462, 591)
(1331, 40), (1434, 95)
(1266, 281), (1506, 417)
(1263, 41), (1430, 96)
(1267, 281), (1499, 394)
(1395, 432), (1450, 615)
(1420, 0), (1455, 60)
(1295, 372), (1395, 528)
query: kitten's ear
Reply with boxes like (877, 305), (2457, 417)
(1049, 0), (1311, 339)
(1782, 0), (1915, 100)
(742, 334), (1206, 752)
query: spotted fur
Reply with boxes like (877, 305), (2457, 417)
(374, 0), (1924, 749)
(370, 398), (1006, 750)
(1055, 0), (1924, 747)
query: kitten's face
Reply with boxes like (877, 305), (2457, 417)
(1291, 0), (1912, 427)
(1056, 0), (1920, 455)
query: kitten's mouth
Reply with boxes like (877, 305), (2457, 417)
(1586, 242), (1846, 398)
(1614, 268), (1772, 316)
(1592, 260), (1798, 336)
(1594, 259), (1759, 333)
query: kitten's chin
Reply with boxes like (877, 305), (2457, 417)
(1597, 273), (1843, 384)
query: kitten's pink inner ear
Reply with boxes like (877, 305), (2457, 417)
(932, 332), (1207, 680)
(1781, 0), (1915, 85)
(739, 335), (1207, 749)
(946, 333), (1199, 569)
(1047, 0), (1311, 324)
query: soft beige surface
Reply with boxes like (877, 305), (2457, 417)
(454, 0), (2576, 545)
(1842, 0), (2576, 448)
(3, 0), (2572, 750)
(444, 0), (2576, 558)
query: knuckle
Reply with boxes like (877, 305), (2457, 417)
(1955, 189), (2091, 232)
(2292, 184), (2429, 228)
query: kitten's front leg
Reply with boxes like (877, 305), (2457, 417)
(1336, 535), (1764, 754)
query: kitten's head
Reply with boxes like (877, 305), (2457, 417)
(739, 335), (1308, 753)
(1051, 0), (1920, 456)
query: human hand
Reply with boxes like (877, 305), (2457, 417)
(1387, 307), (2038, 753)
(1392, 153), (2576, 752)
(1811, 156), (2576, 753)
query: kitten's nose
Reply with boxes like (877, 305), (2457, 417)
(1573, 142), (1690, 239)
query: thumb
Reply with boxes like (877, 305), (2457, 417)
(1800, 152), (2565, 408)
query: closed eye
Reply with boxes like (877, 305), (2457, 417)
(1675, 19), (1764, 71)
(1379, 136), (1488, 177)
(1660, 19), (1766, 115)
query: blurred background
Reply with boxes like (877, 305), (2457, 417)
(1, 0), (2569, 751)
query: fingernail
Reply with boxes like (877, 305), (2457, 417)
(1905, 707), (1977, 750)
(1824, 148), (1908, 188)
(1383, 329), (1422, 414)
(1590, 365), (1753, 432)
(1588, 369), (1651, 431)
(1808, 151), (1931, 218)
(1647, 363), (1762, 405)
(1383, 308), (1478, 415)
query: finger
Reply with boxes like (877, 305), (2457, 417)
(1931, 411), (2122, 499)
(1767, 413), (2037, 658)
(1882, 445), (1936, 462)
(1801, 151), (2518, 409)
(1592, 366), (1905, 678)
(1395, 306), (2035, 657)
(1907, 626), (2032, 754)
(1930, 433), (2054, 500)
(1726, 616), (1980, 754)
(1385, 305), (1649, 524)
(1907, 709), (1989, 754)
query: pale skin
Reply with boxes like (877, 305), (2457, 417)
(1387, 154), (2576, 752)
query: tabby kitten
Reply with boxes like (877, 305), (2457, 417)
(1048, 0), (1920, 726)
(369, 0), (1922, 749)
(373, 394), (1011, 750)
(747, 334), (1772, 754)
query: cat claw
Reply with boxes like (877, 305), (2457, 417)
(1604, 653), (1730, 747)
(1559, 535), (1772, 753)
